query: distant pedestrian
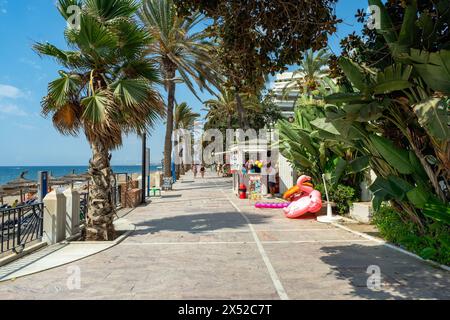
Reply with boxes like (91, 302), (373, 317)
(200, 165), (205, 178)
(193, 165), (198, 179)
(263, 162), (277, 197)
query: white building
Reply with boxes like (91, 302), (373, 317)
(269, 71), (303, 119)
(268, 71), (304, 194)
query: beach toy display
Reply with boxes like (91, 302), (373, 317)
(255, 175), (322, 219)
(283, 175), (322, 219)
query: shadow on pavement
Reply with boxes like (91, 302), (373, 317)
(131, 212), (268, 235)
(320, 244), (450, 299)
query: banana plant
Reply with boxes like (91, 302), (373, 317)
(278, 103), (368, 187)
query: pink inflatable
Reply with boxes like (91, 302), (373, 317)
(283, 175), (322, 219)
(255, 202), (289, 209)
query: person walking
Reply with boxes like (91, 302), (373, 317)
(200, 165), (205, 179)
(193, 164), (198, 179)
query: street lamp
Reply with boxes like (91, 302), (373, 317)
(141, 133), (146, 204)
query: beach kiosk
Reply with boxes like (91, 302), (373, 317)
(229, 143), (273, 199)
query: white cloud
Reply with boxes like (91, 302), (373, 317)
(19, 58), (42, 70)
(0, 103), (27, 117)
(15, 123), (36, 130)
(0, 84), (22, 99)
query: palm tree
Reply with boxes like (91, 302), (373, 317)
(139, 0), (220, 179)
(283, 49), (331, 103)
(203, 90), (237, 129)
(174, 102), (199, 130)
(34, 0), (164, 240)
(203, 90), (260, 129)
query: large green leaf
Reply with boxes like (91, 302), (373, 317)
(369, 177), (395, 199)
(356, 102), (384, 122)
(374, 64), (413, 94)
(387, 175), (414, 201)
(413, 97), (450, 141)
(423, 199), (450, 225)
(406, 185), (430, 209)
(310, 118), (341, 135)
(397, 0), (418, 55)
(338, 57), (371, 92)
(112, 78), (149, 107)
(81, 91), (109, 123)
(325, 92), (369, 104)
(369, 177), (392, 211)
(331, 157), (347, 185)
(348, 156), (370, 173)
(370, 135), (414, 174)
(408, 151), (428, 181)
(48, 72), (82, 107)
(407, 49), (450, 94)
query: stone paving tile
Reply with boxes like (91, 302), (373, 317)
(262, 242), (450, 300)
(0, 172), (448, 300)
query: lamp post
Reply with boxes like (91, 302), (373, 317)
(141, 133), (147, 204)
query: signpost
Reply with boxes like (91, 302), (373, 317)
(38, 171), (48, 202)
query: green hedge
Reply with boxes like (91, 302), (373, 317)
(316, 184), (357, 215)
(373, 206), (450, 266)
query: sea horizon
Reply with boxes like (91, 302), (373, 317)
(0, 164), (161, 185)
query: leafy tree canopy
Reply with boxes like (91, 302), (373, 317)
(174, 0), (340, 93)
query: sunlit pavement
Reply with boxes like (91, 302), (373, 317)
(0, 171), (448, 300)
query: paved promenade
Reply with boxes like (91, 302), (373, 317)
(0, 172), (448, 299)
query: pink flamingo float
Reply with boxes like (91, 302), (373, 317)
(283, 175), (322, 219)
(255, 175), (323, 219)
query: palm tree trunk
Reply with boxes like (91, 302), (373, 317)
(164, 63), (176, 179)
(235, 91), (248, 129)
(86, 139), (115, 241)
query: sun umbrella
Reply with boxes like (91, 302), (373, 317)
(1, 172), (37, 203)
(3, 171), (37, 190)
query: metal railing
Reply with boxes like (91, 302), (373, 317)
(0, 202), (44, 254)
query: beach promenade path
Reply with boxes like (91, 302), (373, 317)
(0, 172), (448, 299)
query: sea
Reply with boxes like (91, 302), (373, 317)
(0, 165), (160, 185)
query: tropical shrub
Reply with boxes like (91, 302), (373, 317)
(373, 205), (450, 265)
(316, 184), (357, 215)
(277, 93), (368, 189)
(312, 0), (450, 229)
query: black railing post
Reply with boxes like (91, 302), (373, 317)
(39, 203), (44, 238)
(16, 207), (21, 249)
(141, 133), (147, 204)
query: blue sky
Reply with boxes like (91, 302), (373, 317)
(0, 0), (363, 166)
